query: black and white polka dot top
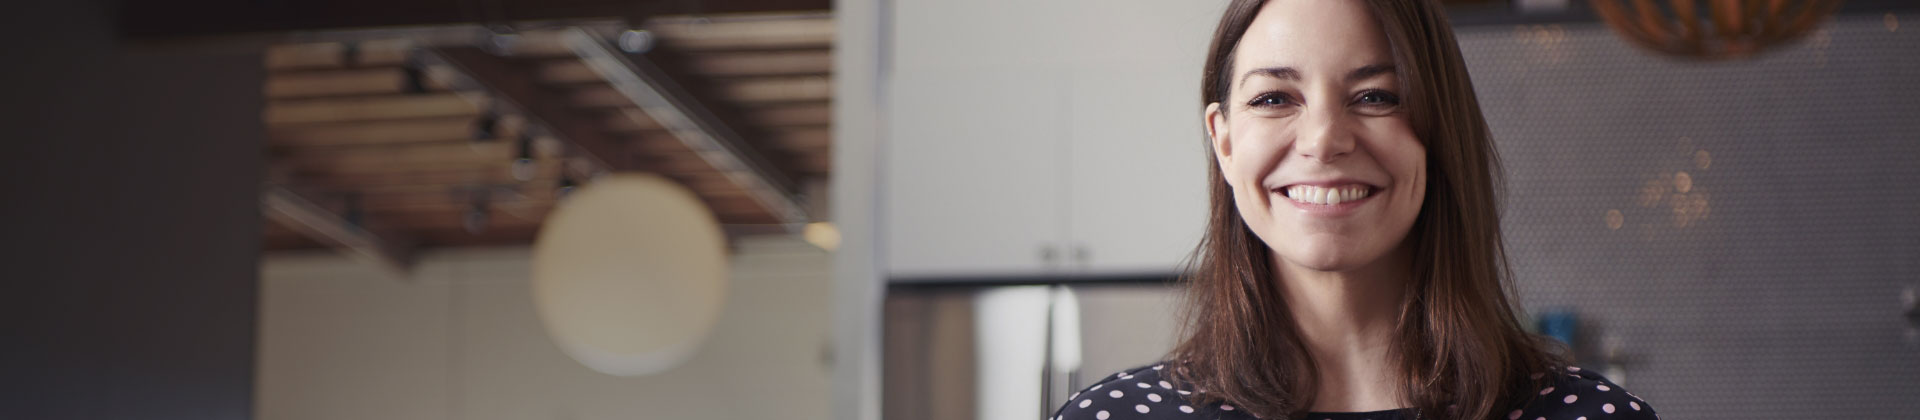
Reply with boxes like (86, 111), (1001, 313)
(1051, 363), (1657, 420)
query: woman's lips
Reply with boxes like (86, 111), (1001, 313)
(1272, 184), (1377, 215)
(1280, 184), (1372, 205)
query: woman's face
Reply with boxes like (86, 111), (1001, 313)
(1206, 0), (1426, 274)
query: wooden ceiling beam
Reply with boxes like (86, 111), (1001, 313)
(422, 46), (634, 173)
(265, 93), (482, 124)
(684, 49), (833, 77)
(793, 151), (831, 174)
(268, 115), (530, 146)
(599, 108), (664, 132)
(360, 207), (554, 231)
(559, 26), (808, 227)
(283, 165), (568, 192)
(271, 137), (566, 168)
(537, 50), (831, 83)
(361, 201), (775, 229)
(258, 14), (830, 72)
(280, 137), (707, 179)
(262, 186), (416, 274)
(716, 75), (832, 102)
(737, 102), (832, 126)
(271, 43), (831, 81)
(642, 14), (834, 50)
(122, 0), (831, 40)
(562, 76), (831, 108)
(252, 12), (836, 252)
(283, 157), (528, 174)
(355, 191), (764, 218)
(264, 29), (584, 71)
(280, 168), (556, 195)
(267, 39), (414, 70)
(564, 85), (640, 108)
(767, 127), (830, 151)
(264, 64), (493, 99)
(266, 67), (418, 98)
(600, 102), (828, 133)
(620, 126), (824, 179)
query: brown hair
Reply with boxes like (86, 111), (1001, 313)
(1165, 1), (1564, 420)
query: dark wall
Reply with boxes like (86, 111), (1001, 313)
(1462, 16), (1920, 420)
(0, 2), (263, 419)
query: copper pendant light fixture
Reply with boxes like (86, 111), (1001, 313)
(1590, 0), (1843, 59)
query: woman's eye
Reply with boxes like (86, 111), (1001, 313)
(1248, 93), (1293, 108)
(1356, 90), (1400, 106)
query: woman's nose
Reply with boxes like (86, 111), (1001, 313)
(1294, 106), (1356, 162)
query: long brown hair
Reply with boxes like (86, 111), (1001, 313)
(1165, 1), (1564, 419)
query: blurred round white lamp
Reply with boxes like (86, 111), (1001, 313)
(531, 173), (728, 376)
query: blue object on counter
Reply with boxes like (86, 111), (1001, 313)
(1537, 310), (1578, 347)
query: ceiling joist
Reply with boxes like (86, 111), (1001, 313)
(558, 27), (809, 228)
(122, 0), (831, 40)
(257, 12), (833, 252)
(262, 187), (415, 274)
(421, 46), (631, 173)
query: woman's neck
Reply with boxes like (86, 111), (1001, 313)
(1273, 245), (1412, 413)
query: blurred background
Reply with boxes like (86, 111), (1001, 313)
(2, 1), (1917, 420)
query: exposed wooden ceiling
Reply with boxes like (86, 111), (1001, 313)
(233, 0), (1563, 269)
(258, 12), (832, 267)
(121, 0), (833, 38)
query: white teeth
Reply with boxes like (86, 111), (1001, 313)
(1283, 185), (1371, 205)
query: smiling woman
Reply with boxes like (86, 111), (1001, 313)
(1051, 1), (1658, 420)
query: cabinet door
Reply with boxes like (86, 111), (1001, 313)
(885, 67), (1069, 279)
(883, 0), (1082, 279)
(1064, 58), (1211, 277)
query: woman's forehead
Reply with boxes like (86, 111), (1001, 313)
(1233, 0), (1392, 82)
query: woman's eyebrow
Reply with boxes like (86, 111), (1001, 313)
(1237, 63), (1395, 87)
(1346, 63), (1395, 82)
(1238, 66), (1300, 86)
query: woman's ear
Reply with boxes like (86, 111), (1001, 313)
(1205, 102), (1234, 185)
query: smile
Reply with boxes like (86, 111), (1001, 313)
(1280, 184), (1374, 206)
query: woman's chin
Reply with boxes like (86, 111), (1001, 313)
(1273, 250), (1371, 274)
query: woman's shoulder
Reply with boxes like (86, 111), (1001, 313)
(1053, 363), (1658, 420)
(1508, 366), (1659, 420)
(1052, 362), (1254, 420)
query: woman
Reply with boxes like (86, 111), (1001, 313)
(1053, 1), (1657, 420)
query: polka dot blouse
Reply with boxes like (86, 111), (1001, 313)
(1051, 363), (1656, 420)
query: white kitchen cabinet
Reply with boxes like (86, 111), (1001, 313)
(1053, 2), (1219, 277)
(885, 67), (1071, 278)
(1063, 61), (1210, 277)
(883, 0), (1221, 280)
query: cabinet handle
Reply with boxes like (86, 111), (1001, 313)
(1073, 245), (1089, 264)
(1039, 245), (1058, 263)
